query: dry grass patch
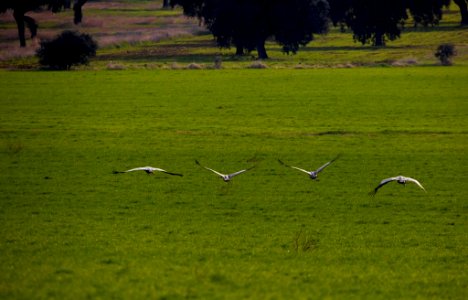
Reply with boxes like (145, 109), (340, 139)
(249, 60), (268, 69)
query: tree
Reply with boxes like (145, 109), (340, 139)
(328, 0), (452, 46)
(36, 30), (97, 70)
(73, 0), (88, 24)
(171, 0), (329, 59)
(162, 0), (171, 9)
(453, 0), (468, 25)
(0, 0), (88, 47)
(408, 0), (450, 27)
(329, 0), (408, 46)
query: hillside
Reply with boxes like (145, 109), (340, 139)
(0, 0), (467, 69)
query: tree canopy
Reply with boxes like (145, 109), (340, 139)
(0, 0), (87, 47)
(171, 0), (330, 59)
(328, 0), (451, 46)
(408, 0), (451, 27)
(453, 0), (468, 25)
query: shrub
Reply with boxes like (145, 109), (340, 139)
(36, 30), (98, 70)
(435, 43), (456, 66)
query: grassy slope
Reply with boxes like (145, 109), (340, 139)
(0, 68), (467, 298)
(0, 1), (467, 68)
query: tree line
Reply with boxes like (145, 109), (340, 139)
(171, 0), (467, 58)
(2, 0), (467, 58)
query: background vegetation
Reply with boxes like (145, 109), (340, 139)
(0, 0), (467, 68)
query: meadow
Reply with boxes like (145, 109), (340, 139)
(0, 67), (467, 299)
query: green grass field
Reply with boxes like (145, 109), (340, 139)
(0, 68), (467, 299)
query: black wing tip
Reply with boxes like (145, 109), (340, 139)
(331, 154), (342, 162)
(246, 165), (256, 171)
(368, 185), (380, 196)
(113, 170), (124, 174)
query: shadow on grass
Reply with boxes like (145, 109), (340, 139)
(96, 40), (255, 63)
(403, 22), (466, 32)
(301, 44), (426, 53)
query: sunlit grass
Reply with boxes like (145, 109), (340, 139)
(0, 68), (467, 298)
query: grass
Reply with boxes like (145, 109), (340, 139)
(0, 68), (467, 298)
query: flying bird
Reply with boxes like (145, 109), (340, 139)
(370, 175), (426, 196)
(113, 166), (183, 176)
(195, 160), (254, 182)
(278, 155), (340, 180)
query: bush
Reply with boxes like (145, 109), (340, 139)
(36, 30), (98, 70)
(435, 43), (456, 66)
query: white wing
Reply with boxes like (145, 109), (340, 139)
(124, 167), (151, 172)
(113, 166), (182, 176)
(405, 177), (426, 192)
(228, 166), (254, 178)
(315, 161), (332, 173)
(379, 177), (399, 186)
(154, 168), (183, 176)
(315, 155), (340, 173)
(204, 167), (226, 178)
(195, 160), (226, 178)
(291, 166), (312, 174)
(278, 159), (311, 175)
(370, 177), (398, 195)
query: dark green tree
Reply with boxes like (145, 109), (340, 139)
(408, 0), (450, 27)
(329, 0), (453, 46)
(0, 0), (87, 47)
(453, 0), (468, 25)
(328, 0), (408, 46)
(72, 0), (88, 24)
(162, 0), (171, 8)
(171, 0), (329, 59)
(36, 30), (97, 70)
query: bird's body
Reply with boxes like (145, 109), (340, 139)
(370, 175), (426, 196)
(195, 160), (253, 182)
(113, 166), (183, 176)
(278, 155), (339, 180)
